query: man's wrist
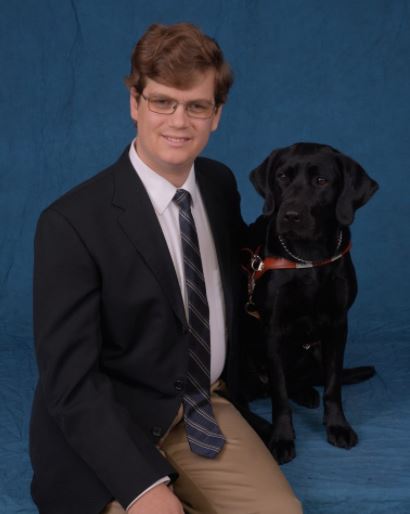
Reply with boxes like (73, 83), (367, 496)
(126, 477), (171, 511)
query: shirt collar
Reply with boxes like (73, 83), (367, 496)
(128, 139), (198, 215)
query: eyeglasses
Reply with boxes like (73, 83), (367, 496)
(140, 93), (216, 119)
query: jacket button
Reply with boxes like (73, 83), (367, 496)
(174, 379), (184, 392)
(151, 426), (163, 438)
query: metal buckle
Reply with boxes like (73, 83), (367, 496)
(245, 301), (261, 320)
(251, 254), (264, 272)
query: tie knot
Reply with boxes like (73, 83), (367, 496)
(173, 189), (192, 211)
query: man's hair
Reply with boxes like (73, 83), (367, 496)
(125, 23), (233, 106)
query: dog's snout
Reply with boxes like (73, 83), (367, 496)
(283, 210), (300, 223)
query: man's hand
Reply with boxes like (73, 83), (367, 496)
(128, 484), (184, 514)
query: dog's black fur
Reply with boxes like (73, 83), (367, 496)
(243, 142), (378, 464)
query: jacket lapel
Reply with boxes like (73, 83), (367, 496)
(195, 160), (234, 333)
(112, 149), (187, 328)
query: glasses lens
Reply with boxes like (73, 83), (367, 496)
(187, 101), (215, 118)
(148, 98), (175, 114)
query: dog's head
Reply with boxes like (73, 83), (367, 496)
(250, 143), (378, 239)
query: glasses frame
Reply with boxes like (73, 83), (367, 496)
(139, 93), (217, 119)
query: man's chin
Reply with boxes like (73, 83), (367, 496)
(159, 152), (194, 171)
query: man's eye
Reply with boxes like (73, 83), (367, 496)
(188, 102), (210, 113)
(151, 98), (173, 109)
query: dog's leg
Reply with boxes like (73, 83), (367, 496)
(264, 316), (296, 464)
(287, 347), (321, 408)
(322, 319), (358, 449)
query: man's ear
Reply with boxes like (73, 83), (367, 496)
(129, 88), (139, 124)
(249, 149), (283, 215)
(211, 105), (223, 132)
(335, 156), (379, 225)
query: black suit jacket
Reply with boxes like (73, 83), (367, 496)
(30, 147), (246, 514)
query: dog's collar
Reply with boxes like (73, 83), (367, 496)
(251, 240), (352, 280)
(242, 237), (351, 284)
(278, 230), (343, 265)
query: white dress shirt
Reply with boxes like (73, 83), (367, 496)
(126, 140), (227, 511)
(128, 140), (227, 383)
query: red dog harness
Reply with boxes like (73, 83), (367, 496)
(241, 241), (352, 319)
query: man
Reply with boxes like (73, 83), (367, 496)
(30, 23), (303, 514)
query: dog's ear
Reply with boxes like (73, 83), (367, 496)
(250, 150), (282, 215)
(335, 156), (379, 225)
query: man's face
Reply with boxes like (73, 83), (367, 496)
(130, 69), (222, 183)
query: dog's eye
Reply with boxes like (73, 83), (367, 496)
(315, 177), (328, 186)
(277, 173), (290, 182)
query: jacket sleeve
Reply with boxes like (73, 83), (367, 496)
(33, 207), (176, 508)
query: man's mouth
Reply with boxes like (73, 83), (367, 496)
(163, 135), (191, 145)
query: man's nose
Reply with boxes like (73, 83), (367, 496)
(169, 104), (190, 126)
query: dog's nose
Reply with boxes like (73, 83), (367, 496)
(283, 210), (300, 223)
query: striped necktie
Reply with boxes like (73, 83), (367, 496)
(173, 189), (225, 458)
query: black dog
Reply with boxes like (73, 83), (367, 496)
(243, 142), (378, 464)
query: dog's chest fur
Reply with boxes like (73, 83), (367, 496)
(254, 253), (356, 344)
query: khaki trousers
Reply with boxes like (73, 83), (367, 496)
(103, 393), (303, 514)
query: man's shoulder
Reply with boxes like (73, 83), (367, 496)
(196, 155), (233, 173)
(45, 146), (130, 216)
(195, 156), (236, 185)
(50, 166), (113, 210)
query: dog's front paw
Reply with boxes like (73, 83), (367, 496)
(326, 425), (358, 449)
(268, 438), (296, 464)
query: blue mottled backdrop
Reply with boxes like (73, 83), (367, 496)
(0, 1), (409, 512)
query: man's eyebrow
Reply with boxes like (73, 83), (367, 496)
(147, 92), (212, 102)
(146, 93), (174, 98)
